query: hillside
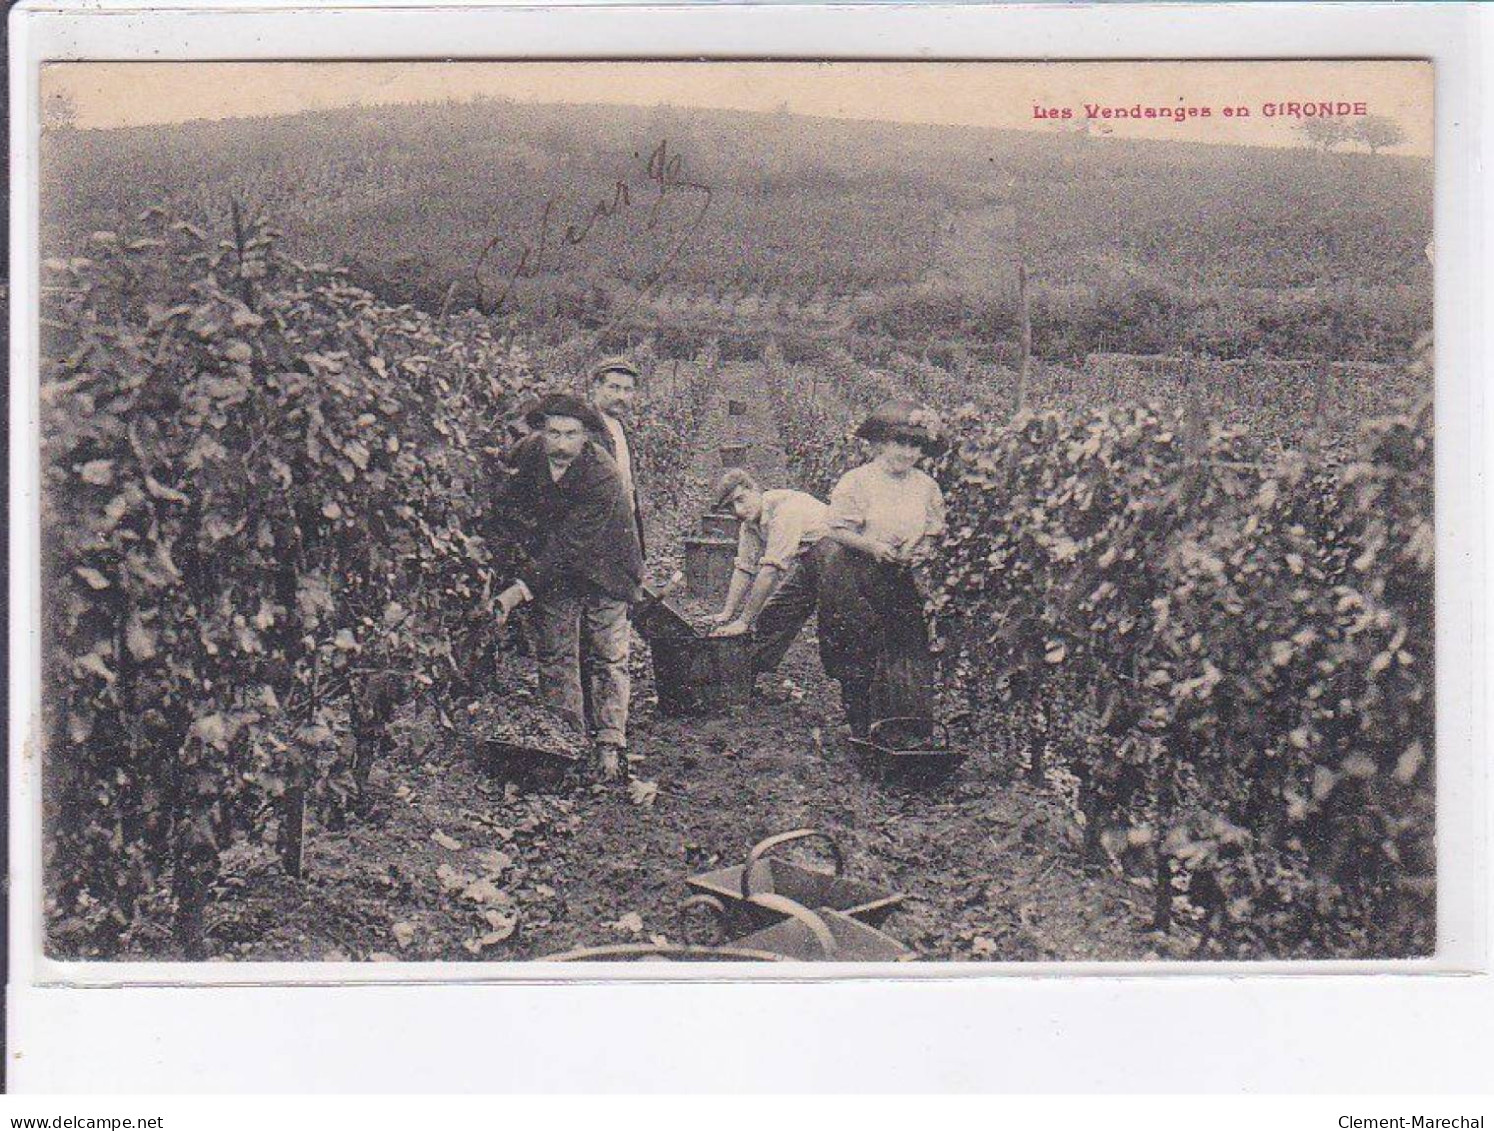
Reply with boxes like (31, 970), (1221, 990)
(42, 98), (1432, 360)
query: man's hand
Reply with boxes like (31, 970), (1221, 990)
(495, 583), (527, 627)
(709, 619), (751, 638)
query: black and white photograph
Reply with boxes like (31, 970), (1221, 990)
(31, 57), (1436, 967)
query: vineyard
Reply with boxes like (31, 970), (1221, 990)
(765, 346), (1434, 958)
(37, 193), (1434, 962)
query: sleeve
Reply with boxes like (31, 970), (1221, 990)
(482, 438), (536, 539)
(924, 477), (947, 539)
(735, 522), (766, 574)
(519, 466), (623, 597)
(758, 505), (806, 571)
(828, 470), (868, 532)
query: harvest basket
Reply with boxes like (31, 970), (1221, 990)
(633, 590), (755, 717)
(466, 697), (585, 792)
(682, 535), (737, 604)
(719, 442), (751, 467)
(699, 511), (741, 539)
(848, 717), (965, 786)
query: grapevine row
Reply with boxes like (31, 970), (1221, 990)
(764, 348), (1433, 958)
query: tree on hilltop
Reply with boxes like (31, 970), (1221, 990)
(1297, 117), (1351, 153)
(1353, 115), (1407, 156)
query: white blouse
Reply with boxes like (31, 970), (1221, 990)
(828, 462), (946, 551)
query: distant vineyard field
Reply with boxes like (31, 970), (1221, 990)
(44, 98), (1431, 363)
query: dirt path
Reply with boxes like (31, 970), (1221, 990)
(207, 363), (1161, 964)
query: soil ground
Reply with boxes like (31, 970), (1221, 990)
(206, 364), (1164, 964)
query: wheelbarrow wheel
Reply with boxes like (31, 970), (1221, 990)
(677, 893), (728, 946)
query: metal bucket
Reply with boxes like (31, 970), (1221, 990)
(650, 632), (755, 717)
(700, 512), (740, 539)
(683, 535), (737, 603)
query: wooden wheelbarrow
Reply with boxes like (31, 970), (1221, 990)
(731, 893), (915, 962)
(541, 942), (792, 963)
(848, 717), (966, 786)
(681, 829), (904, 940)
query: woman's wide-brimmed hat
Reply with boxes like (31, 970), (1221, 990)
(855, 399), (947, 455)
(524, 392), (608, 436)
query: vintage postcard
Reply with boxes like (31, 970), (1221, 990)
(29, 56), (1439, 972)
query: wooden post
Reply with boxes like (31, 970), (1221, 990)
(283, 776), (307, 879)
(1152, 767), (1175, 931)
(1026, 710), (1046, 786)
(229, 197), (255, 309)
(1016, 261), (1032, 415)
(437, 280), (459, 323)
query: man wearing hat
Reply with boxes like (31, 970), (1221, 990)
(493, 393), (644, 781)
(588, 357), (646, 560)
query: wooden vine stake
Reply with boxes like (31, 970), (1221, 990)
(283, 776), (307, 880)
(1151, 371), (1211, 932)
(1015, 261), (1032, 416)
(437, 279), (460, 324)
(229, 197), (256, 309)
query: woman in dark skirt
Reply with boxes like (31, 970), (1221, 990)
(817, 400), (947, 738)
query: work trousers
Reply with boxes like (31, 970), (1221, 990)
(530, 587), (631, 748)
(750, 540), (832, 675)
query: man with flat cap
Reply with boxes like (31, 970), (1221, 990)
(587, 356), (646, 561)
(493, 393), (644, 781)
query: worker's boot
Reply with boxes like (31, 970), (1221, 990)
(596, 742), (626, 783)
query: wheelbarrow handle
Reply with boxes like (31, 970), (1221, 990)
(543, 942), (790, 962)
(745, 893), (840, 960)
(741, 828), (844, 900)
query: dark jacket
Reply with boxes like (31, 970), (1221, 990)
(591, 412), (647, 560)
(497, 433), (644, 602)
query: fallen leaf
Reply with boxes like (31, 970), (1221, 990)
(473, 848), (512, 875)
(391, 921), (417, 949)
(971, 936), (999, 958)
(483, 909), (517, 931)
(435, 864), (473, 894)
(368, 952), (399, 963)
(431, 830), (464, 851)
(610, 911), (645, 936)
(75, 566), (111, 590)
(462, 916), (518, 954)
(628, 779), (659, 808)
(394, 785), (413, 801)
(78, 459), (115, 485)
(462, 877), (507, 906)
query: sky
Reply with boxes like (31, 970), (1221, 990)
(43, 60), (1433, 155)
